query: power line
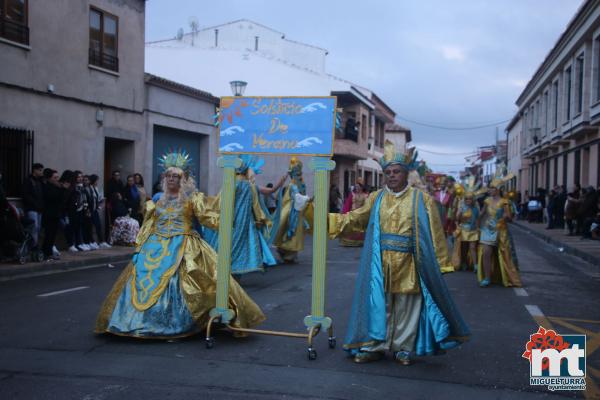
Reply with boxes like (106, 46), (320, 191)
(395, 115), (511, 131)
(417, 147), (476, 156)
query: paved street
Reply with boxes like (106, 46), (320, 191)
(0, 227), (599, 400)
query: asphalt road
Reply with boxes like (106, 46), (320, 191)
(0, 227), (598, 400)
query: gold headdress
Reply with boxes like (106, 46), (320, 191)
(489, 163), (514, 189)
(460, 175), (486, 198)
(379, 140), (418, 170)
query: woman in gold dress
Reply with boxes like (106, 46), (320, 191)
(95, 151), (265, 338)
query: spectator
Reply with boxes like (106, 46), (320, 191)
(554, 185), (566, 229)
(565, 184), (581, 235)
(22, 163), (45, 249)
(81, 175), (97, 250)
(134, 173), (150, 216)
(42, 169), (68, 260)
(66, 171), (90, 252)
(88, 174), (111, 249)
(109, 192), (139, 245)
(106, 170), (124, 199)
(124, 174), (142, 224)
(329, 183), (342, 213)
(263, 183), (277, 214)
(579, 187), (598, 239)
(546, 189), (556, 229)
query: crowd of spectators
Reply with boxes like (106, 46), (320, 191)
(0, 164), (150, 262)
(518, 183), (600, 240)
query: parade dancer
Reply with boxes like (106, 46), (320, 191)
(451, 177), (484, 272)
(329, 140), (470, 365)
(203, 155), (286, 275)
(95, 151), (265, 338)
(270, 157), (312, 263)
(339, 177), (369, 247)
(477, 169), (522, 288)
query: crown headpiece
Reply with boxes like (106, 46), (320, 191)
(379, 140), (418, 170)
(460, 175), (486, 198)
(158, 149), (193, 173)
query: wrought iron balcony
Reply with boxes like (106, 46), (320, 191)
(89, 48), (119, 72)
(0, 18), (29, 45)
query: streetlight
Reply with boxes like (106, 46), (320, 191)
(229, 80), (247, 96)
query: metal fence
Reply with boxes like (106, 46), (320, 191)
(0, 127), (34, 197)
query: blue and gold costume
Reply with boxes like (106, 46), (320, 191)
(329, 141), (469, 363)
(270, 157), (313, 263)
(203, 155), (277, 274)
(95, 153), (265, 338)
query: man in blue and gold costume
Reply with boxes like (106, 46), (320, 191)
(329, 140), (470, 365)
(95, 151), (265, 338)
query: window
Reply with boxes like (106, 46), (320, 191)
(596, 38), (600, 102)
(89, 7), (118, 72)
(565, 67), (572, 121)
(544, 91), (550, 136)
(0, 0), (29, 45)
(553, 81), (559, 129)
(576, 54), (584, 114)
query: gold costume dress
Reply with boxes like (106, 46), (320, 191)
(477, 197), (522, 287)
(95, 192), (265, 338)
(271, 180), (313, 263)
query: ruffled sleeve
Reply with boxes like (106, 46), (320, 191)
(328, 191), (378, 239)
(191, 192), (220, 230)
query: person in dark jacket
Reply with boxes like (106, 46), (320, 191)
(553, 185), (567, 229)
(22, 163), (45, 248)
(106, 170), (124, 200)
(42, 169), (68, 260)
(66, 171), (90, 252)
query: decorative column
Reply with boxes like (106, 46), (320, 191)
(209, 154), (241, 323)
(304, 156), (336, 330)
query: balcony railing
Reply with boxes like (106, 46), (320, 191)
(0, 18), (29, 45)
(89, 48), (119, 72)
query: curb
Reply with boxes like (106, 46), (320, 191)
(511, 222), (600, 267)
(0, 253), (133, 280)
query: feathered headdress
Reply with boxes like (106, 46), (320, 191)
(489, 163), (514, 189)
(379, 140), (418, 170)
(158, 149), (193, 173)
(460, 175), (486, 198)
(236, 154), (265, 176)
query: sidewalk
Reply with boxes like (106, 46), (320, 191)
(511, 220), (600, 267)
(0, 246), (134, 281)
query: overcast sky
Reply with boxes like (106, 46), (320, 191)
(146, 0), (583, 174)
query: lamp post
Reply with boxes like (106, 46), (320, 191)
(229, 80), (247, 96)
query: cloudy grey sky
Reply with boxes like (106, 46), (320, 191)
(146, 0), (583, 173)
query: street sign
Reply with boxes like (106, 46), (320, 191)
(218, 96), (336, 156)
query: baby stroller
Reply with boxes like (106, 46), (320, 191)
(0, 203), (44, 264)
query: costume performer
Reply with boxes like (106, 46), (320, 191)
(270, 157), (313, 263)
(329, 141), (470, 365)
(477, 169), (522, 288)
(451, 177), (484, 271)
(95, 151), (265, 338)
(434, 177), (457, 237)
(203, 155), (284, 274)
(339, 177), (369, 247)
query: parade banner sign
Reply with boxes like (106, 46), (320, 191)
(218, 96), (336, 156)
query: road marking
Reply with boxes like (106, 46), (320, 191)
(513, 288), (529, 297)
(524, 304), (554, 331)
(37, 286), (90, 297)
